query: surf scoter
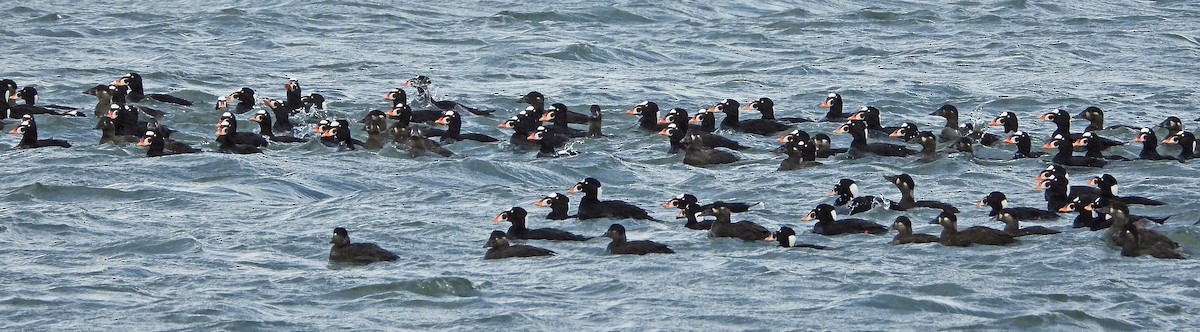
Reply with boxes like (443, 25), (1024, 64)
(483, 231), (555, 260)
(775, 138), (821, 171)
(138, 130), (199, 157)
(975, 191), (1060, 221)
(567, 178), (659, 221)
(215, 113), (269, 147)
(385, 88), (442, 123)
(890, 216), (939, 244)
(83, 84), (116, 117)
(492, 207), (589, 241)
(994, 211), (1061, 236)
(1158, 116), (1184, 134)
(539, 103), (588, 138)
(819, 93), (852, 121)
(930, 104), (964, 143)
(1075, 106), (1138, 132)
(1034, 176), (1099, 212)
(8, 115), (70, 148)
(672, 132), (739, 167)
(227, 87), (256, 114)
(527, 126), (577, 158)
(535, 193), (574, 220)
(248, 110), (306, 143)
(587, 105), (604, 138)
(1043, 133), (1106, 168)
(989, 111), (1020, 134)
(711, 98), (790, 135)
(829, 178), (889, 215)
(699, 206), (774, 242)
(1073, 132), (1129, 161)
(260, 97), (301, 135)
(7, 86), (84, 118)
(329, 227), (398, 263)
(95, 116), (138, 145)
(517, 90), (547, 118)
(661, 108), (746, 150)
(773, 226), (830, 249)
(1090, 201), (1182, 257)
(811, 133), (848, 158)
(932, 212), (1016, 247)
(847, 106), (902, 137)
(1116, 223), (1184, 259)
(403, 76), (495, 116)
(1038, 109), (1123, 148)
(913, 131), (948, 162)
(216, 121), (263, 154)
(662, 193), (756, 215)
(434, 110), (499, 143)
(1002, 131), (1047, 159)
(834, 120), (915, 158)
(394, 128), (454, 158)
(1133, 127), (1177, 161)
(1161, 131), (1196, 160)
(1087, 174), (1165, 206)
(888, 122), (920, 142)
(113, 72), (192, 105)
(688, 108), (718, 133)
(744, 97), (811, 123)
(628, 101), (666, 132)
(802, 204), (887, 236)
(884, 174), (958, 213)
(603, 224), (674, 255)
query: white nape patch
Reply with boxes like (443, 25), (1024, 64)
(786, 235), (797, 248)
(1111, 185), (1119, 197)
(524, 106), (535, 111)
(829, 210), (838, 220)
(1000, 199), (1008, 209)
(827, 93), (836, 98)
(595, 187), (603, 199)
(848, 183), (860, 197)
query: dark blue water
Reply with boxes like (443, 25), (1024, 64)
(2, 1), (1199, 330)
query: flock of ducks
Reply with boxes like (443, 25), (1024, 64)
(0, 73), (1191, 263)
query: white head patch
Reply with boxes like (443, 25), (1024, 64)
(827, 93), (836, 98)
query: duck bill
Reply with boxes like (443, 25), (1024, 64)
(490, 213), (505, 222)
(657, 117), (670, 124)
(110, 78), (127, 86)
(847, 112), (865, 120)
(888, 129), (904, 137)
(675, 210), (685, 218)
(1041, 141), (1057, 149)
(800, 214), (813, 221)
(626, 107), (640, 115)
(832, 126), (847, 134)
(742, 103), (753, 111)
(1003, 136), (1018, 144)
(311, 126), (325, 133)
(1086, 178), (1098, 185)
(1133, 133), (1145, 142)
(657, 128), (671, 136)
(534, 198), (552, 207)
(136, 137), (151, 147)
(988, 118), (1002, 126)
(1057, 204), (1075, 213)
(108, 110), (119, 119)
(567, 184), (580, 193)
(776, 135), (790, 143)
(539, 113), (553, 122)
(1071, 139), (1086, 147)
(8, 126), (23, 134)
(321, 129), (336, 137)
(819, 99), (831, 108)
(1082, 203), (1094, 211)
(249, 114), (264, 122)
(973, 200), (984, 207)
(1162, 136), (1178, 144)
(526, 132), (541, 140)
(402, 80), (412, 87)
(385, 107), (403, 117)
(497, 122), (512, 129)
(1033, 181), (1049, 189)
(763, 233), (775, 241)
(1037, 113), (1052, 121)
(383, 92), (395, 101)
(435, 117), (450, 125)
(215, 127), (227, 136)
(662, 199), (678, 208)
(261, 98), (274, 107)
(688, 115), (702, 124)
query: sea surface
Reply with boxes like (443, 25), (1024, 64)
(2, 1), (1199, 330)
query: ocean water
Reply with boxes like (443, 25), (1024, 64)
(2, 1), (1199, 330)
